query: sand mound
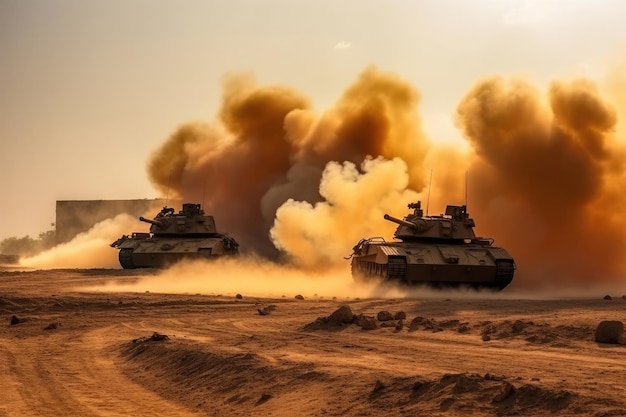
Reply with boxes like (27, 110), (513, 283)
(119, 335), (621, 417)
(119, 334), (337, 415)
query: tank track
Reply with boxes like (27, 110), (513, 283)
(118, 248), (135, 269)
(494, 259), (515, 290)
(352, 257), (407, 281)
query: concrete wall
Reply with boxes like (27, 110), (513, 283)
(55, 199), (165, 244)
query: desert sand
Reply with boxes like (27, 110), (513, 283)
(1, 267), (625, 417)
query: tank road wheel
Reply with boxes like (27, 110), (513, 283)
(494, 260), (515, 290)
(118, 248), (135, 269)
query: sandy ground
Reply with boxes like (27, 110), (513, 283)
(1, 268), (625, 417)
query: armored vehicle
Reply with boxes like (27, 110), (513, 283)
(110, 203), (239, 269)
(347, 201), (515, 290)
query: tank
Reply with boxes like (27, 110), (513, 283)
(347, 201), (515, 290)
(110, 203), (239, 269)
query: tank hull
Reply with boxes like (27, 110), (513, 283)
(115, 236), (239, 269)
(351, 241), (515, 290)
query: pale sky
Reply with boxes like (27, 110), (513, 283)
(2, 0), (626, 240)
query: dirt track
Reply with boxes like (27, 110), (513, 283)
(1, 269), (625, 416)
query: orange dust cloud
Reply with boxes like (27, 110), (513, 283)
(147, 67), (431, 258)
(456, 76), (626, 289)
(146, 66), (626, 292)
(20, 214), (139, 269)
(94, 256), (377, 299)
(90, 256), (534, 300)
(270, 157), (419, 268)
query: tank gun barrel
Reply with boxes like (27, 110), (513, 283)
(384, 214), (428, 232)
(139, 216), (164, 228)
(384, 214), (417, 229)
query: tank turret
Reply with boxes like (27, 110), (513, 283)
(384, 201), (476, 242)
(347, 200), (516, 290)
(136, 204), (218, 235)
(110, 202), (239, 269)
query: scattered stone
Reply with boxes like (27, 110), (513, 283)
(304, 305), (356, 330)
(235, 294), (243, 299)
(43, 322), (59, 331)
(355, 314), (377, 330)
(377, 311), (394, 321)
(372, 380), (386, 393)
(622, 295), (626, 300)
(150, 332), (169, 341)
(408, 316), (426, 331)
(10, 315), (26, 325)
(603, 295), (612, 300)
(326, 305), (354, 325)
(594, 320), (624, 344)
(412, 380), (427, 391)
(255, 393), (272, 406)
(395, 319), (404, 332)
(423, 319), (439, 331)
(482, 323), (497, 336)
(451, 373), (483, 394)
(295, 294), (304, 300)
(484, 373), (505, 381)
(439, 319), (460, 329)
(512, 320), (527, 333)
(380, 321), (397, 328)
(394, 311), (407, 320)
(458, 324), (470, 333)
(492, 381), (516, 402)
(257, 304), (277, 316)
(482, 334), (491, 342)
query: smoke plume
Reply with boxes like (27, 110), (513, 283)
(147, 67), (430, 257)
(456, 77), (626, 288)
(146, 66), (626, 291)
(271, 157), (419, 267)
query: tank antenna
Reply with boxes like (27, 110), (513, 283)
(426, 169), (433, 216)
(465, 171), (468, 209)
(202, 180), (207, 209)
(165, 168), (172, 208)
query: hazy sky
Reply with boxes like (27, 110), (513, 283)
(2, 0), (626, 241)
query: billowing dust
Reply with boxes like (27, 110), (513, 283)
(271, 157), (419, 268)
(24, 66), (626, 292)
(147, 67), (432, 258)
(19, 214), (139, 269)
(456, 77), (626, 288)
(91, 256), (547, 300)
(145, 67), (626, 290)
